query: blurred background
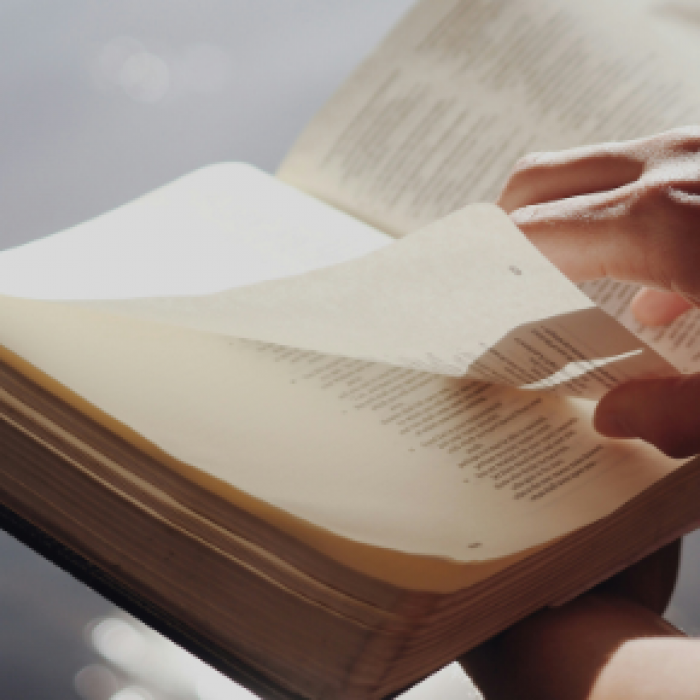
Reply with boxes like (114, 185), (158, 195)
(0, 1), (699, 699)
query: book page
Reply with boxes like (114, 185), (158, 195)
(0, 294), (683, 564)
(0, 167), (674, 398)
(0, 164), (685, 570)
(0, 163), (391, 299)
(76, 204), (676, 400)
(279, 0), (700, 237)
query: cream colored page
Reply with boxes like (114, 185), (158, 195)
(0, 164), (391, 300)
(0, 165), (683, 563)
(0, 166), (672, 399)
(80, 204), (675, 399)
(0, 295), (682, 561)
(279, 0), (700, 237)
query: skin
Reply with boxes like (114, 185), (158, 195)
(460, 127), (700, 699)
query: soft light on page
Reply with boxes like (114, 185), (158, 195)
(76, 204), (677, 399)
(0, 164), (390, 299)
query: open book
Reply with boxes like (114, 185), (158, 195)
(3, 1), (700, 698)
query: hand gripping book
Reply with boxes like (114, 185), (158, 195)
(3, 1), (700, 698)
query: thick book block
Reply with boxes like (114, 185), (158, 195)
(3, 1), (700, 698)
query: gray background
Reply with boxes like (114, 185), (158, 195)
(0, 2), (699, 699)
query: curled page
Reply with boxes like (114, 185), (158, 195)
(0, 166), (688, 564)
(77, 204), (676, 399)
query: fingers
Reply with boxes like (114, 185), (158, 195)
(509, 181), (700, 300)
(498, 126), (700, 213)
(509, 185), (645, 283)
(595, 375), (700, 458)
(499, 128), (700, 303)
(631, 287), (694, 326)
(460, 593), (683, 700)
(498, 143), (644, 213)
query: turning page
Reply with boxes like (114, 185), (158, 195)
(75, 202), (676, 400)
(0, 167), (675, 399)
(0, 166), (687, 570)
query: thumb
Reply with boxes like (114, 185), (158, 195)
(594, 375), (700, 458)
(630, 288), (695, 327)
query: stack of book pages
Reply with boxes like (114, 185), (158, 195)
(2, 0), (700, 697)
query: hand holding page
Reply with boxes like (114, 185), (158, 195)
(69, 205), (678, 399)
(3, 3), (700, 696)
(0, 164), (685, 564)
(0, 168), (675, 400)
(0, 166), (697, 700)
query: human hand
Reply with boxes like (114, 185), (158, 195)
(461, 592), (700, 700)
(460, 542), (690, 700)
(460, 130), (700, 699)
(499, 126), (700, 328)
(499, 127), (700, 457)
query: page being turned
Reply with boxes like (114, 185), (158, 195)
(0, 169), (685, 567)
(0, 168), (673, 398)
(76, 205), (676, 400)
(279, 0), (700, 237)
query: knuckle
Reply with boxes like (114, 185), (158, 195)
(617, 146), (700, 291)
(634, 178), (673, 203)
(667, 124), (700, 147)
(627, 181), (685, 226)
(649, 125), (700, 157)
(617, 183), (662, 229)
(623, 183), (699, 289)
(634, 178), (700, 217)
